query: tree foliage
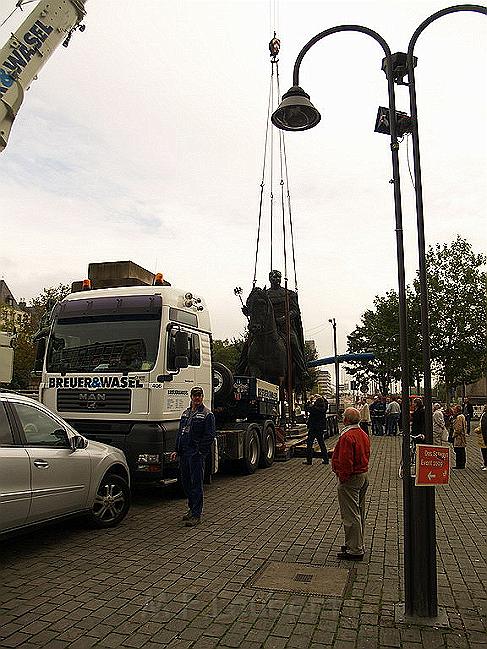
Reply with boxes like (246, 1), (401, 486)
(302, 342), (319, 394)
(346, 290), (402, 395)
(415, 236), (487, 392)
(9, 284), (70, 388)
(346, 236), (486, 397)
(212, 337), (245, 374)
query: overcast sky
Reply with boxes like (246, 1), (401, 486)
(1, 0), (486, 360)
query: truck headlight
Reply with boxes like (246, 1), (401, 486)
(137, 454), (161, 464)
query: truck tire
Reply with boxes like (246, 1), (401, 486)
(259, 422), (275, 468)
(213, 362), (234, 405)
(240, 425), (261, 474)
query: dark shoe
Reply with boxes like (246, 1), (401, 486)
(302, 461), (312, 465)
(185, 516), (201, 527)
(322, 460), (329, 465)
(336, 551), (364, 561)
(182, 510), (192, 521)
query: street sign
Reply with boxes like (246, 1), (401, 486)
(415, 444), (450, 486)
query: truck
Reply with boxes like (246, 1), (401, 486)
(37, 261), (279, 483)
(0, 332), (14, 384)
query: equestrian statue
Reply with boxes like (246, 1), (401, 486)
(236, 270), (307, 390)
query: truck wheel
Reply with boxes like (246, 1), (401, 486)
(213, 362), (234, 404)
(89, 474), (130, 528)
(259, 424), (275, 468)
(240, 425), (261, 474)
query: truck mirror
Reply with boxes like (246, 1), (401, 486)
(175, 330), (189, 356)
(175, 355), (189, 369)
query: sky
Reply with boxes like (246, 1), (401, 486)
(0, 0), (486, 361)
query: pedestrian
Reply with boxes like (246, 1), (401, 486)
(332, 407), (370, 561)
(463, 397), (474, 434)
(444, 405), (454, 443)
(171, 386), (216, 526)
(370, 396), (385, 436)
(452, 404), (467, 469)
(385, 396), (401, 436)
(303, 396), (329, 465)
(432, 403), (448, 446)
(397, 398), (403, 433)
(411, 397), (425, 437)
(474, 405), (487, 471)
(358, 397), (371, 435)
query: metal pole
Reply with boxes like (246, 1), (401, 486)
(289, 24), (416, 617)
(330, 318), (340, 418)
(405, 4), (486, 617)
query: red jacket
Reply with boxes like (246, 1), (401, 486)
(332, 425), (370, 483)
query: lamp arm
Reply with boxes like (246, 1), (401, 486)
(408, 4), (486, 58)
(292, 24), (392, 87)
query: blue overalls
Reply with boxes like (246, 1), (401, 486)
(176, 405), (216, 518)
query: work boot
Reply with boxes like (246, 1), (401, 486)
(185, 516), (201, 527)
(182, 509), (192, 521)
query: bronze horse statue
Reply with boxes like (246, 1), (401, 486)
(244, 287), (287, 387)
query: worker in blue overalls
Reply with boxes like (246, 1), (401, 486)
(172, 386), (216, 526)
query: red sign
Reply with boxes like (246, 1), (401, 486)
(415, 444), (450, 486)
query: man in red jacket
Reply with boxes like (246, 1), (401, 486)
(332, 407), (371, 561)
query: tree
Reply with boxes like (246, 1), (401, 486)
(212, 337), (245, 374)
(346, 290), (403, 395)
(302, 342), (319, 394)
(413, 236), (487, 399)
(10, 284), (70, 388)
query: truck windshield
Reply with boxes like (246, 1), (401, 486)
(46, 296), (162, 373)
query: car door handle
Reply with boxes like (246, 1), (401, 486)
(33, 460), (50, 469)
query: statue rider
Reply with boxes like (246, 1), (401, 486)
(265, 270), (307, 387)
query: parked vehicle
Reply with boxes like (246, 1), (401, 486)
(36, 261), (279, 483)
(0, 392), (130, 537)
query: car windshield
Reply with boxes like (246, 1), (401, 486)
(46, 296), (162, 373)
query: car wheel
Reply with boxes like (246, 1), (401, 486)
(89, 474), (130, 528)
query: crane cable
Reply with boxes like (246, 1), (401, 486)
(252, 32), (299, 294)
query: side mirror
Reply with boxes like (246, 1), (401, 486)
(70, 435), (88, 451)
(175, 330), (189, 356)
(173, 331), (189, 369)
(175, 355), (189, 369)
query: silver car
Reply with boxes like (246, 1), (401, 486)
(0, 392), (130, 536)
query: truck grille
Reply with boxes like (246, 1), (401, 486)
(57, 389), (131, 413)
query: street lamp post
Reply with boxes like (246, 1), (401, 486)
(271, 24), (433, 619)
(401, 3), (487, 618)
(329, 318), (340, 418)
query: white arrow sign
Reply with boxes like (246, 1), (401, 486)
(427, 472), (436, 480)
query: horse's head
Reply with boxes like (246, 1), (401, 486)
(246, 287), (274, 335)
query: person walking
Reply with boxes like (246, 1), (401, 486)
(332, 407), (370, 561)
(171, 386), (216, 526)
(463, 397), (474, 434)
(452, 404), (467, 469)
(303, 396), (329, 465)
(474, 405), (487, 471)
(432, 403), (448, 446)
(358, 397), (371, 435)
(385, 397), (401, 436)
(411, 398), (425, 437)
(370, 396), (385, 436)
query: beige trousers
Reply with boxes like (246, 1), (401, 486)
(337, 472), (369, 555)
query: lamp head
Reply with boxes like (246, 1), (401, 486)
(271, 86), (321, 131)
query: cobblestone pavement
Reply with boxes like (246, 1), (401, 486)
(1, 433), (486, 648)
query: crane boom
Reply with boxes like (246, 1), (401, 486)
(0, 0), (87, 152)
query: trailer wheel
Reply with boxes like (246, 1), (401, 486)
(240, 425), (261, 474)
(213, 362), (234, 404)
(259, 423), (275, 468)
